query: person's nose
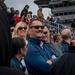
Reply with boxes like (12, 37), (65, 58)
(38, 27), (42, 30)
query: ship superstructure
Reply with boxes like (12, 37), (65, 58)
(34, 0), (75, 26)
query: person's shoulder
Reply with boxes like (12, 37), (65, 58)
(27, 43), (40, 52)
(11, 57), (17, 65)
(0, 67), (26, 75)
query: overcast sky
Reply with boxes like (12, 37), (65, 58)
(5, 0), (51, 19)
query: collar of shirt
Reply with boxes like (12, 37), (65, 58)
(40, 41), (44, 49)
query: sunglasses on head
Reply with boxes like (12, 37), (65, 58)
(43, 32), (48, 34)
(18, 27), (27, 30)
(29, 26), (44, 29)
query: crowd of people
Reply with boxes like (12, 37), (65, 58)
(0, 0), (75, 75)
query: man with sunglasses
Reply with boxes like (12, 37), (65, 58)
(24, 19), (58, 75)
(42, 26), (64, 56)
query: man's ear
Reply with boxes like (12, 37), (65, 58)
(20, 48), (24, 54)
(69, 35), (72, 39)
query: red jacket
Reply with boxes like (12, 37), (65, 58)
(14, 15), (21, 24)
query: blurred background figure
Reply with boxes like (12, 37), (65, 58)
(8, 7), (16, 27)
(49, 14), (55, 22)
(70, 39), (75, 46)
(71, 19), (75, 34)
(14, 10), (21, 24)
(61, 29), (72, 53)
(10, 7), (15, 13)
(55, 16), (63, 29)
(0, 0), (8, 12)
(55, 16), (63, 24)
(32, 15), (38, 20)
(20, 5), (29, 19)
(53, 33), (62, 44)
(71, 19), (75, 28)
(70, 37), (75, 46)
(22, 12), (32, 26)
(37, 6), (45, 22)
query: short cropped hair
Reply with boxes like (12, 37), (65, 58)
(29, 19), (43, 27)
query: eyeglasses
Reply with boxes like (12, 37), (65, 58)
(18, 27), (27, 30)
(43, 32), (48, 34)
(29, 26), (44, 29)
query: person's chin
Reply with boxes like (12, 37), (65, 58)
(37, 36), (42, 39)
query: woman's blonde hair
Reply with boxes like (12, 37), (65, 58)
(12, 21), (27, 38)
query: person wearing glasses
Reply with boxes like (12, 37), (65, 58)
(12, 21), (28, 44)
(12, 21), (28, 74)
(24, 19), (58, 75)
(42, 26), (64, 56)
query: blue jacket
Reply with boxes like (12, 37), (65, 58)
(24, 38), (58, 75)
(10, 56), (26, 72)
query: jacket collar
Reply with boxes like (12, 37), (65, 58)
(28, 37), (43, 45)
(61, 40), (70, 45)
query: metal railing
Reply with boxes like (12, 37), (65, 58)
(43, 20), (75, 37)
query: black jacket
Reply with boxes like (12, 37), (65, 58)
(20, 9), (28, 18)
(71, 22), (75, 28)
(0, 67), (26, 75)
(0, 9), (11, 67)
(50, 46), (75, 75)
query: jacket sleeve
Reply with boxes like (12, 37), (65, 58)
(45, 44), (59, 63)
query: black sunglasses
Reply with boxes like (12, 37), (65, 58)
(29, 26), (44, 29)
(18, 27), (27, 30)
(43, 32), (48, 34)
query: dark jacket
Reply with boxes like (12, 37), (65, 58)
(55, 20), (63, 28)
(71, 22), (75, 28)
(0, 1), (16, 27)
(20, 9), (28, 18)
(0, 67), (26, 75)
(24, 38), (58, 75)
(0, 9), (11, 67)
(50, 46), (75, 75)
(10, 56), (26, 72)
(0, 1), (7, 12)
(61, 40), (70, 53)
(6, 11), (16, 27)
